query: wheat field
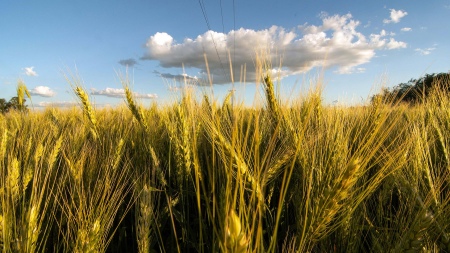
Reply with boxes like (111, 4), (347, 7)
(1, 72), (450, 253)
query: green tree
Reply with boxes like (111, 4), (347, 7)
(0, 96), (29, 114)
(0, 80), (31, 114)
(7, 96), (28, 112)
(372, 72), (450, 104)
(0, 98), (8, 113)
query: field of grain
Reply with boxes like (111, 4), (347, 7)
(1, 73), (450, 252)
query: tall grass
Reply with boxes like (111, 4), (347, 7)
(0, 69), (450, 253)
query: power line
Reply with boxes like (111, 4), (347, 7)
(198, 0), (211, 32)
(197, 0), (228, 82)
(219, 0), (225, 33)
(233, 0), (236, 65)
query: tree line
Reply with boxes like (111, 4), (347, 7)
(372, 72), (450, 104)
(0, 97), (29, 113)
(1, 81), (31, 113)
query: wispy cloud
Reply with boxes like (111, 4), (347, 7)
(353, 67), (366, 73)
(118, 58), (138, 67)
(141, 13), (407, 81)
(401, 27), (412, 32)
(91, 87), (157, 99)
(415, 47), (436, 55)
(153, 70), (200, 84)
(37, 101), (78, 107)
(0, 76), (13, 86)
(23, 66), (38, 76)
(383, 9), (408, 24)
(29, 86), (56, 97)
(168, 86), (182, 92)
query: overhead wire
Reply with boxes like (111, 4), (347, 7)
(197, 0), (229, 82)
(219, 0), (225, 33)
(233, 0), (236, 65)
(231, 0), (236, 106)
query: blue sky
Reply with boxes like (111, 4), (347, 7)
(1, 0), (449, 108)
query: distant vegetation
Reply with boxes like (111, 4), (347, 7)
(1, 72), (450, 252)
(0, 81), (30, 113)
(372, 72), (450, 104)
(0, 97), (28, 114)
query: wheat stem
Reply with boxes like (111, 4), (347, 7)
(310, 158), (361, 241)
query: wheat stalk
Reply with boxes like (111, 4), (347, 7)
(177, 104), (193, 178)
(124, 85), (149, 131)
(63, 152), (83, 182)
(225, 209), (248, 253)
(164, 101), (196, 185)
(17, 79), (31, 108)
(263, 75), (280, 124)
(202, 94), (212, 113)
(397, 211), (434, 252)
(310, 158), (361, 241)
(22, 165), (34, 195)
(0, 214), (3, 249)
(428, 107), (450, 165)
(111, 138), (124, 172)
(74, 86), (98, 139)
(135, 146), (163, 253)
(438, 233), (450, 252)
(74, 219), (102, 253)
(23, 135), (63, 253)
(165, 109), (184, 184)
(34, 144), (44, 164)
(26, 205), (38, 252)
(210, 124), (264, 205)
(7, 157), (20, 203)
(136, 183), (154, 253)
(1, 129), (7, 163)
(264, 149), (295, 185)
(149, 146), (166, 187)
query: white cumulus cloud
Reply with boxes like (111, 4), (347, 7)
(386, 38), (407, 49)
(29, 86), (56, 97)
(141, 13), (407, 80)
(91, 87), (157, 99)
(23, 67), (38, 76)
(383, 9), (408, 24)
(401, 27), (412, 32)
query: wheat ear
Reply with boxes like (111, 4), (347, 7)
(264, 149), (295, 185)
(1, 129), (7, 163)
(177, 104), (193, 178)
(398, 211), (434, 252)
(26, 205), (39, 252)
(0, 214), (3, 249)
(264, 75), (280, 124)
(17, 79), (31, 108)
(74, 86), (98, 139)
(211, 125), (264, 205)
(439, 233), (450, 252)
(74, 219), (102, 253)
(310, 158), (361, 241)
(7, 157), (21, 203)
(135, 147), (163, 253)
(124, 85), (148, 131)
(136, 183), (153, 253)
(225, 210), (248, 253)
